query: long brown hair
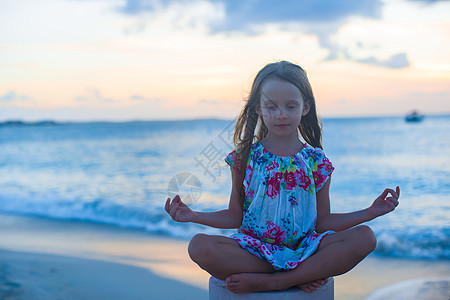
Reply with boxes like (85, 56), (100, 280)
(233, 60), (323, 202)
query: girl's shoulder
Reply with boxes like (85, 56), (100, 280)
(225, 148), (239, 168)
(224, 142), (263, 169)
(226, 142), (262, 157)
(301, 143), (329, 161)
(301, 145), (334, 191)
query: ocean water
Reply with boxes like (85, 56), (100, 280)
(0, 116), (449, 260)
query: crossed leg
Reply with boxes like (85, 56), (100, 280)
(188, 233), (275, 280)
(189, 225), (377, 294)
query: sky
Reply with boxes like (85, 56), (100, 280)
(1, 0), (449, 121)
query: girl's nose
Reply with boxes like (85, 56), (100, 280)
(276, 108), (287, 119)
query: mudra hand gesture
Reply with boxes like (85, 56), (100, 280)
(165, 195), (197, 223)
(368, 186), (400, 218)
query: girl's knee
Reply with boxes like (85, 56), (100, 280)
(353, 225), (377, 255)
(188, 234), (216, 263)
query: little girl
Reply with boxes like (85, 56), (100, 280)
(165, 60), (400, 294)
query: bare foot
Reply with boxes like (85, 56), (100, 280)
(297, 278), (329, 293)
(225, 273), (275, 294)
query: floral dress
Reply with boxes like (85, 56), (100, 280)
(225, 141), (335, 271)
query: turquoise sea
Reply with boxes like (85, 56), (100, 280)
(0, 115), (449, 260)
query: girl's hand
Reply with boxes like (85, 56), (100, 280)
(165, 195), (197, 223)
(368, 186), (400, 219)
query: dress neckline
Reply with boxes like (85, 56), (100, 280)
(256, 140), (307, 158)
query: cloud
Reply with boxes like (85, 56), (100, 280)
(320, 36), (411, 69)
(130, 95), (148, 101)
(407, 0), (448, 3)
(0, 91), (30, 102)
(196, 99), (238, 107)
(75, 88), (117, 103)
(118, 0), (382, 22)
(352, 53), (410, 69)
(114, 0), (410, 69)
(119, 0), (224, 34)
(118, 0), (163, 15)
(209, 0), (382, 32)
(129, 95), (165, 105)
(116, 0), (383, 35)
(208, 0), (412, 69)
(74, 90), (167, 112)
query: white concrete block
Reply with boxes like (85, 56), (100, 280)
(209, 276), (334, 300)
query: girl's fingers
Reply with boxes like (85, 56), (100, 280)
(173, 195), (185, 207)
(174, 194), (181, 203)
(167, 198), (176, 215)
(165, 195), (190, 221)
(386, 196), (399, 207)
(166, 195), (183, 218)
(385, 188), (399, 199)
(169, 203), (179, 219)
(165, 198), (171, 213)
(378, 189), (389, 199)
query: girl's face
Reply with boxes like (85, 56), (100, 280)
(256, 78), (310, 137)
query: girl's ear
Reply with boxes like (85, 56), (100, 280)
(302, 100), (311, 116)
(256, 104), (262, 116)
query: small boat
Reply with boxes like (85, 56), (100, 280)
(405, 110), (424, 122)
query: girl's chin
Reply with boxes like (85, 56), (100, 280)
(269, 128), (297, 136)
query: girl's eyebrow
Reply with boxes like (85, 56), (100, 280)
(261, 92), (301, 103)
(261, 91), (300, 102)
(262, 97), (300, 104)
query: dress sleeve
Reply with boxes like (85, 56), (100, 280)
(312, 148), (334, 192)
(225, 150), (235, 167)
(225, 150), (240, 171)
(226, 149), (248, 178)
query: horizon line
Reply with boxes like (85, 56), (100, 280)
(1, 112), (449, 124)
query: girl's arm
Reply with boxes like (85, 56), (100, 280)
(165, 169), (243, 229)
(315, 177), (400, 233)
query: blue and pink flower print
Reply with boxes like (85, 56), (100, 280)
(225, 141), (335, 270)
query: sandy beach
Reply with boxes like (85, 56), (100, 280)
(0, 249), (207, 300)
(0, 213), (448, 300)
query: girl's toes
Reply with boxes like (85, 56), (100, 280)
(225, 275), (241, 292)
(299, 284), (313, 293)
(226, 281), (238, 290)
(226, 284), (239, 293)
(307, 285), (318, 292)
(226, 274), (239, 283)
